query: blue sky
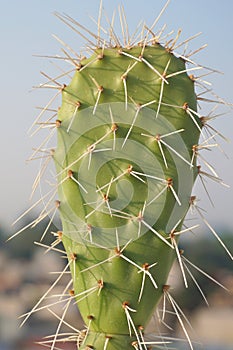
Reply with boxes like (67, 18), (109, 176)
(1, 0), (233, 234)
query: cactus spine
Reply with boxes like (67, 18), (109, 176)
(16, 3), (232, 350)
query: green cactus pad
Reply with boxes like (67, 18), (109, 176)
(53, 43), (201, 349)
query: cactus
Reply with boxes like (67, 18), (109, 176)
(13, 2), (232, 350)
(54, 37), (201, 349)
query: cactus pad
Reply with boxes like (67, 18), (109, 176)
(53, 39), (200, 349)
(15, 3), (232, 350)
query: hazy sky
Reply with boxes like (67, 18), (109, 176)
(1, 0), (233, 236)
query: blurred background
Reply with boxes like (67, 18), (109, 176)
(0, 1), (232, 349)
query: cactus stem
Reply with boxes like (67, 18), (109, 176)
(19, 3), (232, 347)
